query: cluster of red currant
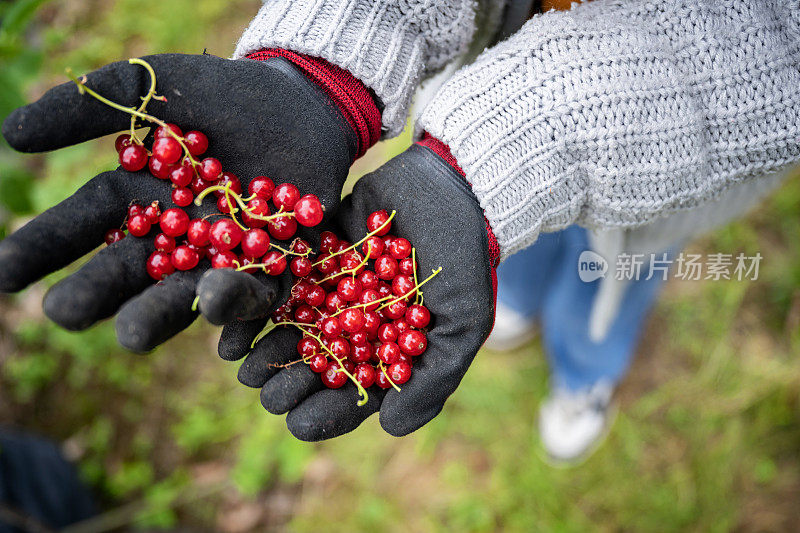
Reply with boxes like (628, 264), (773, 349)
(73, 58), (441, 403)
(104, 123), (324, 281)
(264, 209), (440, 400)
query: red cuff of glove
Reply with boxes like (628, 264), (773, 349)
(246, 49), (382, 161)
(417, 133), (500, 269)
(417, 133), (500, 326)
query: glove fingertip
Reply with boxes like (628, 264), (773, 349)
(286, 386), (384, 442)
(378, 399), (444, 437)
(2, 107), (31, 153)
(218, 319), (267, 361)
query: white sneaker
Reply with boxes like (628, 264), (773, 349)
(538, 382), (615, 463)
(483, 302), (537, 352)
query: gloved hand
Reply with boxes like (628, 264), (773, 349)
(217, 142), (498, 440)
(0, 52), (361, 352)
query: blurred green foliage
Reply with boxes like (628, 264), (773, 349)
(1, 1), (799, 531)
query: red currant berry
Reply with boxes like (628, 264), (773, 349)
(291, 256), (313, 278)
(388, 362), (411, 384)
(350, 343), (373, 364)
(377, 342), (401, 365)
(393, 318), (411, 334)
(329, 337), (350, 359)
(211, 250), (238, 269)
(399, 257), (415, 276)
(127, 214), (151, 237)
(262, 250), (287, 275)
(241, 229), (271, 258)
(378, 324), (399, 346)
(209, 219), (243, 251)
(171, 187), (194, 207)
(144, 202), (161, 224)
(321, 316), (342, 338)
(154, 233), (176, 252)
(114, 134), (133, 153)
(350, 331), (369, 346)
(392, 274), (416, 298)
(184, 131), (209, 156)
(367, 209), (391, 236)
(215, 172), (242, 197)
(120, 144), (148, 172)
(154, 123), (182, 139)
(377, 282), (393, 298)
(272, 305), (293, 324)
(358, 289), (380, 312)
(358, 270), (379, 290)
(216, 195), (233, 214)
(294, 194), (324, 227)
(305, 286), (326, 307)
(170, 163), (194, 188)
(171, 245), (200, 271)
(320, 231), (339, 253)
(128, 204), (145, 218)
(187, 219), (211, 247)
(148, 156), (174, 180)
(242, 197), (270, 229)
(190, 175), (210, 196)
(397, 330), (427, 356)
(340, 250), (365, 273)
(237, 255), (260, 273)
(198, 157), (222, 182)
(316, 254), (338, 276)
(294, 305), (317, 324)
(376, 369), (392, 389)
(406, 304), (431, 329)
(291, 280), (312, 301)
(388, 237), (412, 259)
(363, 311), (381, 335)
(322, 361), (348, 389)
(337, 278), (362, 302)
(298, 337), (320, 357)
(396, 352), (413, 367)
(375, 255), (399, 280)
(325, 292), (346, 313)
(160, 208), (190, 237)
(384, 299), (407, 320)
(309, 353), (328, 373)
(267, 216), (297, 241)
(340, 308), (365, 334)
(272, 183), (300, 211)
(248, 176), (275, 199)
(292, 239), (311, 254)
(104, 229), (125, 245)
(152, 137), (182, 165)
(362, 236), (384, 259)
(146, 251), (175, 280)
(354, 363), (376, 388)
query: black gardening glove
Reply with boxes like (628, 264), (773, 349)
(219, 144), (497, 440)
(0, 53), (356, 352)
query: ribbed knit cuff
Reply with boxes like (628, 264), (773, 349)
(247, 49), (381, 160)
(417, 133), (501, 269)
(234, 0), (477, 138)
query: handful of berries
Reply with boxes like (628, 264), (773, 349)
(263, 209), (440, 403)
(106, 124), (323, 281)
(75, 58), (440, 405)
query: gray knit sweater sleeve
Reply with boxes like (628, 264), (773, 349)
(234, 0), (479, 137)
(418, 0), (800, 259)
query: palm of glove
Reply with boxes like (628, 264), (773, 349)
(222, 145), (496, 440)
(0, 53), (355, 351)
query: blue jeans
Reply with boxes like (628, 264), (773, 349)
(496, 226), (668, 391)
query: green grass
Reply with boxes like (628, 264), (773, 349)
(1, 1), (799, 531)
